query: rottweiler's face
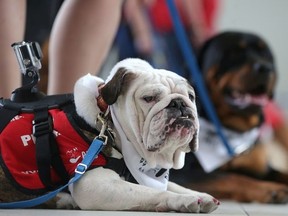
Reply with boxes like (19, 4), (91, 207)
(199, 32), (277, 130)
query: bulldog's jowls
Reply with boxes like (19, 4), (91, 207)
(59, 58), (219, 212)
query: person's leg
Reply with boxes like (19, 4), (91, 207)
(48, 0), (123, 94)
(0, 0), (26, 98)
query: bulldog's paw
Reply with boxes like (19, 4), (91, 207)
(197, 192), (220, 213)
(56, 192), (78, 209)
(157, 192), (219, 213)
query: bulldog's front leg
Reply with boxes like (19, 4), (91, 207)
(69, 167), (218, 213)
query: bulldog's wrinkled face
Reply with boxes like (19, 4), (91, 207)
(140, 77), (198, 153)
(101, 58), (199, 169)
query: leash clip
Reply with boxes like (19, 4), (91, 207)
(75, 163), (88, 175)
(96, 113), (108, 145)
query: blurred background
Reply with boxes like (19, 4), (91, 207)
(25, 0), (288, 114)
(23, 0), (288, 170)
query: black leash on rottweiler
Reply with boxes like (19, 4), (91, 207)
(166, 0), (235, 156)
(0, 111), (107, 209)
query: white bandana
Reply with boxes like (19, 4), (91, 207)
(110, 107), (169, 191)
(195, 117), (260, 173)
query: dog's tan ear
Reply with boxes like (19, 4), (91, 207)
(204, 66), (217, 95)
(205, 65), (218, 83)
(101, 67), (137, 105)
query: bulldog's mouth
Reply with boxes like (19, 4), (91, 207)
(147, 98), (196, 152)
(148, 116), (195, 152)
(164, 116), (195, 137)
(148, 116), (196, 151)
(171, 116), (194, 127)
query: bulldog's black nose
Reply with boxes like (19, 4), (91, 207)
(168, 98), (193, 118)
(168, 98), (187, 109)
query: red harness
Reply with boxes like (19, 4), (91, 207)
(0, 108), (106, 192)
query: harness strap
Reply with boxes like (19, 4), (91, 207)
(33, 106), (71, 189)
(49, 102), (73, 184)
(33, 107), (53, 189)
(104, 157), (137, 184)
(49, 132), (70, 184)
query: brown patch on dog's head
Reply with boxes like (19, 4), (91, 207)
(100, 67), (137, 105)
(198, 31), (277, 131)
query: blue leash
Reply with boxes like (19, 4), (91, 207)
(0, 137), (105, 209)
(166, 0), (235, 156)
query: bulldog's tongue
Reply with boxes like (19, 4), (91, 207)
(226, 93), (269, 109)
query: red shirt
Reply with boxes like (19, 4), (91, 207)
(148, 0), (219, 33)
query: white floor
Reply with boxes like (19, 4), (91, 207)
(0, 202), (287, 216)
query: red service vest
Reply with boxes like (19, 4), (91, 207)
(0, 109), (106, 192)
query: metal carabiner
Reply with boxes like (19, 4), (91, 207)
(95, 113), (108, 145)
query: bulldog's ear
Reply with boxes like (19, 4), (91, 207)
(101, 67), (137, 105)
(205, 66), (218, 83)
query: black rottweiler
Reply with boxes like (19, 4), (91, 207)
(171, 31), (288, 203)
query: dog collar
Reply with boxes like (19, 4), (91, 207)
(97, 84), (109, 113)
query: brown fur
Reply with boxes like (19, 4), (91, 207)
(0, 167), (57, 208)
(186, 172), (288, 203)
(101, 68), (137, 105)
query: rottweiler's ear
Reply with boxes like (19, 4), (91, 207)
(205, 66), (219, 83)
(101, 67), (137, 105)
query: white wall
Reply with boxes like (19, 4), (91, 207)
(217, 0), (288, 112)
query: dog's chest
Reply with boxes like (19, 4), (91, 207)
(194, 117), (260, 172)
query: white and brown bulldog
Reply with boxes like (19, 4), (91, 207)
(61, 58), (219, 213)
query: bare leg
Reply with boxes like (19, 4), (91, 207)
(0, 0), (26, 98)
(48, 0), (123, 94)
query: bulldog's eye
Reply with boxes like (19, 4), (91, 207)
(143, 96), (155, 103)
(188, 93), (195, 101)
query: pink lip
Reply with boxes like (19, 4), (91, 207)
(226, 94), (268, 108)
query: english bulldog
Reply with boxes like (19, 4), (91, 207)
(56, 58), (219, 212)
